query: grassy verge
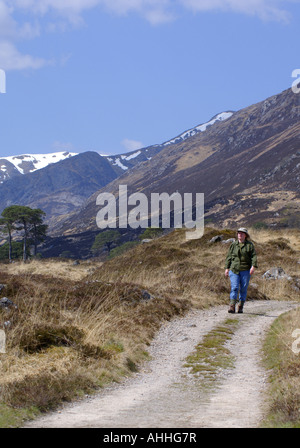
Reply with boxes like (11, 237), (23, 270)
(184, 318), (240, 389)
(0, 403), (40, 428)
(261, 307), (300, 427)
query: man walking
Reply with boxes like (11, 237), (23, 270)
(224, 228), (258, 313)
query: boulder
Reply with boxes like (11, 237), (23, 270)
(0, 297), (18, 309)
(222, 238), (236, 244)
(210, 235), (223, 243)
(141, 290), (153, 301)
(262, 267), (292, 280)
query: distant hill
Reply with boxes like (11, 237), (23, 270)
(0, 151), (118, 228)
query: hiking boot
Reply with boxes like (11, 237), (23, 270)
(228, 300), (236, 313)
(238, 302), (244, 313)
(228, 305), (235, 313)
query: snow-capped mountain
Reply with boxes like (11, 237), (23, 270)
(0, 108), (236, 228)
(162, 111), (234, 146)
(104, 111), (234, 174)
(0, 151), (77, 183)
(51, 87), (300, 244)
(0, 151), (118, 226)
(0, 111), (234, 183)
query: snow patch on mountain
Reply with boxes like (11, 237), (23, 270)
(121, 151), (141, 161)
(162, 111), (234, 146)
(106, 150), (143, 171)
(2, 151), (77, 175)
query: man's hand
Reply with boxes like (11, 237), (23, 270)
(250, 266), (255, 275)
(225, 269), (229, 277)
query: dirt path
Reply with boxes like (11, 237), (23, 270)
(24, 300), (297, 428)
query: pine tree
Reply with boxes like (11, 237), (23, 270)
(0, 205), (47, 261)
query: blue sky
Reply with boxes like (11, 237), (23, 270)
(0, 0), (299, 157)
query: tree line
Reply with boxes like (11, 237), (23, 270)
(0, 205), (47, 262)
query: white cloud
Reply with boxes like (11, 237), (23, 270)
(0, 1), (38, 39)
(0, 0), (101, 70)
(95, 0), (299, 24)
(178, 0), (293, 22)
(0, 0), (297, 71)
(95, 0), (175, 25)
(0, 40), (50, 70)
(13, 0), (100, 18)
(122, 138), (144, 152)
(144, 6), (175, 25)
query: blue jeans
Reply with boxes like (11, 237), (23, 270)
(229, 270), (251, 302)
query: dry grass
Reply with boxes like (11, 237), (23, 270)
(0, 226), (299, 426)
(0, 259), (102, 282)
(262, 307), (300, 427)
(249, 226), (300, 250)
(0, 257), (190, 423)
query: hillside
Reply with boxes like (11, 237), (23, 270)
(53, 86), (300, 242)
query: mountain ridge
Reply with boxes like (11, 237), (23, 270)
(51, 86), (300, 241)
(0, 109), (236, 227)
(0, 110), (234, 182)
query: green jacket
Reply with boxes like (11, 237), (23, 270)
(224, 240), (258, 274)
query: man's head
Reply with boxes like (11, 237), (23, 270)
(237, 227), (249, 242)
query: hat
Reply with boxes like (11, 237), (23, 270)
(237, 227), (250, 238)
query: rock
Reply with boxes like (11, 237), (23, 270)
(210, 235), (223, 243)
(141, 239), (153, 244)
(262, 267), (292, 280)
(291, 277), (300, 291)
(0, 297), (18, 309)
(222, 238), (236, 244)
(141, 290), (153, 301)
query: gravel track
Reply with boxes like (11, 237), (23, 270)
(24, 300), (297, 428)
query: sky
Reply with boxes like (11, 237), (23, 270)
(0, 0), (299, 157)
